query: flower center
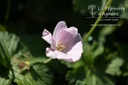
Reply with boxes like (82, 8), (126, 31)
(56, 44), (65, 51)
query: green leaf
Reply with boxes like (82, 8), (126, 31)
(0, 43), (10, 68)
(30, 64), (53, 85)
(0, 77), (12, 85)
(11, 54), (53, 85)
(66, 65), (115, 85)
(0, 32), (13, 84)
(85, 69), (115, 85)
(0, 32), (19, 57)
(114, 43), (128, 76)
(105, 57), (124, 75)
(14, 64), (53, 85)
(13, 74), (37, 85)
(0, 32), (19, 69)
(66, 66), (86, 85)
(75, 80), (85, 85)
(0, 38), (11, 68)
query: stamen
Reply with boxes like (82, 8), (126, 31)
(56, 44), (65, 51)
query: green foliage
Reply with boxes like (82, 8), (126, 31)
(11, 55), (53, 85)
(85, 69), (114, 85)
(0, 32), (18, 68)
(0, 32), (53, 85)
(0, 32), (19, 57)
(75, 80), (85, 85)
(66, 66), (86, 85)
(115, 43), (128, 76)
(0, 77), (12, 85)
(105, 57), (124, 75)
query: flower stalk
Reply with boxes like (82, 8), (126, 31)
(43, 58), (52, 64)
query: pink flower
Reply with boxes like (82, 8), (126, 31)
(42, 21), (83, 62)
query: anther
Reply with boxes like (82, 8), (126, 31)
(56, 44), (65, 51)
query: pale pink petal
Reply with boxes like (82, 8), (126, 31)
(64, 27), (78, 37)
(63, 34), (82, 53)
(46, 47), (74, 62)
(67, 41), (83, 62)
(42, 29), (55, 48)
(57, 27), (78, 46)
(53, 21), (67, 43)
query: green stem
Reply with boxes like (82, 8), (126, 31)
(43, 58), (52, 64)
(83, 0), (113, 42)
(4, 0), (11, 27)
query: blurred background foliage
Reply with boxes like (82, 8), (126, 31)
(0, 0), (128, 85)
